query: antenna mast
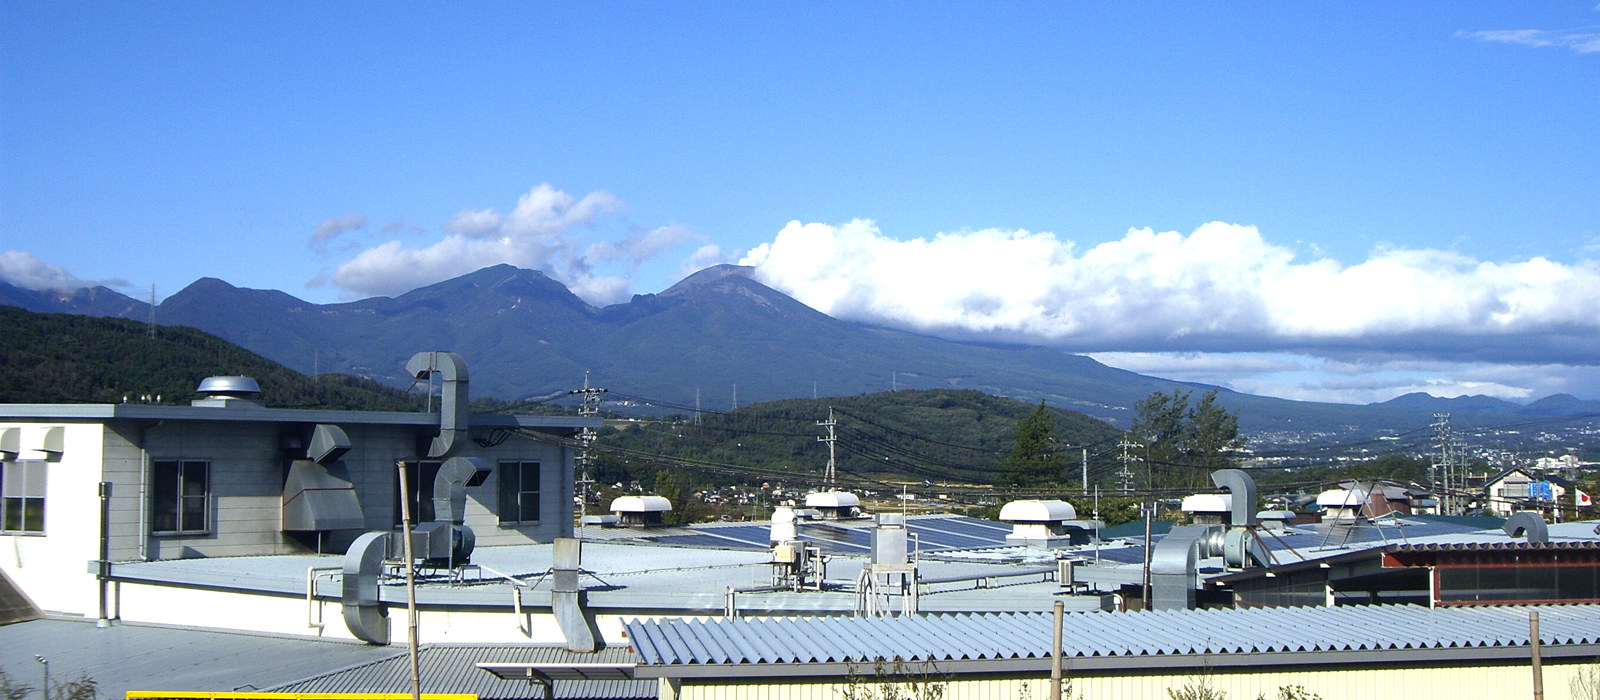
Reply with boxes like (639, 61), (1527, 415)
(817, 407), (838, 488)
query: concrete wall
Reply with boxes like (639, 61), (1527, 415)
(676, 660), (1600, 700)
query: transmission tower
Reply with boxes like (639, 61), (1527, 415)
(569, 371), (608, 531)
(1116, 438), (1144, 495)
(817, 407), (838, 488)
(148, 284), (157, 339)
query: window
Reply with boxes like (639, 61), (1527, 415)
(395, 461), (442, 526)
(152, 460), (209, 534)
(1502, 479), (1530, 500)
(1, 461), (45, 534)
(498, 461), (540, 524)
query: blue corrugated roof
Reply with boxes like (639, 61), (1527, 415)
(624, 604), (1600, 666)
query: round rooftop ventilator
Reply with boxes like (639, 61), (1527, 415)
(804, 491), (861, 520)
(196, 376), (262, 398)
(804, 492), (860, 508)
(998, 499), (1076, 523)
(609, 495), (673, 513)
(1180, 494), (1232, 513)
(610, 495), (673, 527)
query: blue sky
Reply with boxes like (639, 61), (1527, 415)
(3, 2), (1599, 403)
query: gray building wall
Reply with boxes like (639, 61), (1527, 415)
(97, 416), (574, 562)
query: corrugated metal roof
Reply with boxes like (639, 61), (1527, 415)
(1390, 540), (1600, 552)
(0, 617), (399, 695)
(267, 645), (653, 700)
(625, 604), (1600, 666)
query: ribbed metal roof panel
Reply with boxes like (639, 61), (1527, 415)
(626, 604), (1600, 666)
(0, 617), (398, 695)
(267, 644), (651, 699)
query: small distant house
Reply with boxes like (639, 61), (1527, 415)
(1484, 467), (1567, 517)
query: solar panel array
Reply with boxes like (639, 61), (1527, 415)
(643, 515), (1016, 554)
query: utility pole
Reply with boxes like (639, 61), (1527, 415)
(1081, 447), (1089, 496)
(817, 408), (838, 489)
(569, 371), (607, 538)
(575, 471), (595, 538)
(1116, 438), (1143, 495)
(695, 388), (702, 425)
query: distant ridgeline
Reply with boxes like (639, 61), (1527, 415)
(0, 305), (421, 410)
(594, 388), (1123, 486)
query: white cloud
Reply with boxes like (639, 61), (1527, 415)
(585, 224), (700, 265)
(0, 250), (127, 291)
(740, 220), (1600, 365)
(327, 184), (693, 305)
(309, 213), (368, 254)
(681, 244), (736, 277)
(1089, 351), (1600, 405)
(1458, 28), (1600, 53)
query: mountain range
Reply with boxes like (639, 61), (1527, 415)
(5, 264), (1598, 437)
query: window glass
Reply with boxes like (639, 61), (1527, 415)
(152, 460), (209, 534)
(1, 462), (46, 533)
(395, 461), (442, 526)
(498, 461), (540, 524)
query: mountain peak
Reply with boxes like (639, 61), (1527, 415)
(661, 264), (755, 296)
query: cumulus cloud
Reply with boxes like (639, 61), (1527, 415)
(1458, 27), (1600, 53)
(740, 220), (1600, 365)
(309, 213), (368, 254)
(0, 250), (127, 291)
(327, 184), (695, 305)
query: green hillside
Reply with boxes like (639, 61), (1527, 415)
(591, 388), (1122, 489)
(0, 305), (421, 410)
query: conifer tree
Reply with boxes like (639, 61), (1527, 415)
(1001, 400), (1065, 488)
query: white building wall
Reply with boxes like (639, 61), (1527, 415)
(0, 422), (105, 616)
(113, 580), (629, 646)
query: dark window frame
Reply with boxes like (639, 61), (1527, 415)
(498, 461), (541, 525)
(0, 460), (46, 535)
(151, 459), (211, 535)
(395, 460), (443, 527)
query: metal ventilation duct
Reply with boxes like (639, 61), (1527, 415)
(402, 455), (490, 565)
(342, 531), (390, 645)
(1504, 511), (1550, 544)
(552, 537), (602, 652)
(282, 425), (365, 532)
(405, 351), (469, 459)
(1211, 469), (1258, 528)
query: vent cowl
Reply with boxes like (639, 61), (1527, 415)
(193, 376), (263, 408)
